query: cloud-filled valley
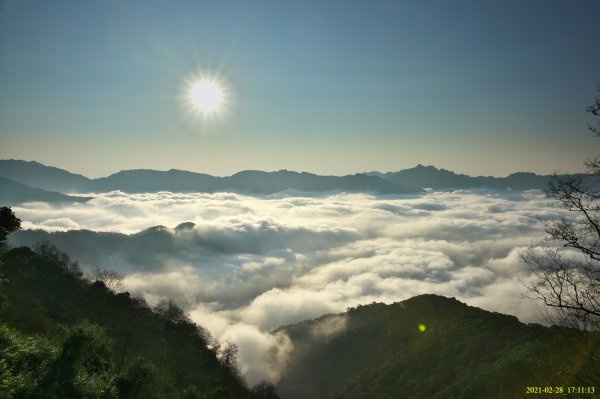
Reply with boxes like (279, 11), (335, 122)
(9, 189), (558, 383)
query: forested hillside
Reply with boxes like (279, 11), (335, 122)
(0, 237), (278, 398)
(276, 295), (600, 399)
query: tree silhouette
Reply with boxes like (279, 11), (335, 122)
(0, 207), (21, 248)
(90, 266), (124, 293)
(522, 86), (600, 329)
(153, 298), (190, 324)
(251, 380), (280, 399)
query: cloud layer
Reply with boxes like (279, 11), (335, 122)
(9, 189), (556, 383)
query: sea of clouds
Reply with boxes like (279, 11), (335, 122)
(9, 189), (559, 383)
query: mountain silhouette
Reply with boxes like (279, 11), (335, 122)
(369, 164), (551, 190)
(0, 160), (553, 196)
(91, 169), (221, 193)
(0, 176), (91, 205)
(0, 160), (91, 193)
(222, 170), (409, 194)
(0, 160), (418, 195)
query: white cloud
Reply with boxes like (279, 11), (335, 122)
(8, 189), (558, 384)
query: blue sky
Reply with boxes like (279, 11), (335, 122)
(1, 0), (599, 177)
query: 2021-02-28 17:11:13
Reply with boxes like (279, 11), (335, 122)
(524, 386), (596, 394)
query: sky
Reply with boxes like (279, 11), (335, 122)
(1, 0), (599, 177)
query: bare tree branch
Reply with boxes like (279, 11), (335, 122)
(522, 87), (600, 330)
(90, 266), (124, 293)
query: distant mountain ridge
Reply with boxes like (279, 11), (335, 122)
(0, 176), (91, 206)
(92, 168), (221, 193)
(91, 168), (409, 195)
(0, 160), (416, 196)
(0, 160), (553, 200)
(0, 160), (91, 193)
(368, 164), (551, 190)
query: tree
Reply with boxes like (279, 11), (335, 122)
(90, 266), (124, 293)
(0, 206), (21, 248)
(153, 298), (190, 325)
(0, 325), (55, 397)
(36, 321), (115, 398)
(33, 240), (83, 277)
(522, 87), (600, 330)
(251, 380), (280, 399)
(114, 356), (161, 399)
(0, 207), (21, 316)
(216, 340), (246, 398)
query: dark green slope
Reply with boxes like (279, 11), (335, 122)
(276, 295), (600, 399)
(0, 245), (270, 399)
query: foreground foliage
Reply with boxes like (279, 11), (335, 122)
(0, 244), (277, 398)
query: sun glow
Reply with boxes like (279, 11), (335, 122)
(188, 78), (225, 114)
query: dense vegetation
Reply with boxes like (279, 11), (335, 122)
(0, 207), (278, 399)
(276, 295), (600, 399)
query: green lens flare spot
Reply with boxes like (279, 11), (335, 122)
(418, 323), (427, 332)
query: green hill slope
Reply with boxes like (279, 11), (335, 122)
(0, 244), (275, 399)
(275, 295), (600, 399)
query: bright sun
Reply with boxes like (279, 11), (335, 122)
(188, 79), (224, 113)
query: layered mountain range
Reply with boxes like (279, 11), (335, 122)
(0, 159), (553, 205)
